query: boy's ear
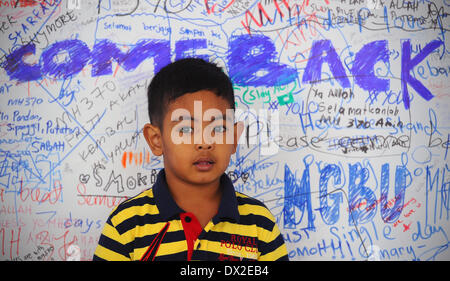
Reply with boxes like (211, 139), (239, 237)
(232, 121), (244, 154)
(143, 123), (163, 156)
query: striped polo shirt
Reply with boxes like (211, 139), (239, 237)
(93, 169), (288, 261)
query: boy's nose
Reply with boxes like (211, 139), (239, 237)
(195, 143), (213, 150)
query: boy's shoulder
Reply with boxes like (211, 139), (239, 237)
(234, 191), (277, 223)
(107, 188), (156, 222)
(234, 191), (266, 207)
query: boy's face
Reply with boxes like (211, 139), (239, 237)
(143, 90), (243, 187)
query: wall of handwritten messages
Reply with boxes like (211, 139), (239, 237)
(0, 0), (449, 260)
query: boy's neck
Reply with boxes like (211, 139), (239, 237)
(164, 170), (222, 227)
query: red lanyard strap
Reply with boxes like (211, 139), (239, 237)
(140, 222), (170, 261)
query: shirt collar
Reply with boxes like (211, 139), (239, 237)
(153, 169), (239, 223)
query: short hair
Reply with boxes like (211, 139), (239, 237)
(147, 58), (235, 130)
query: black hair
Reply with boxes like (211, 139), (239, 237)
(147, 58), (235, 130)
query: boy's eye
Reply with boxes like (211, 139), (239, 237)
(179, 126), (193, 134)
(213, 125), (226, 133)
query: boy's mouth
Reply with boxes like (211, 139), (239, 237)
(193, 158), (215, 171)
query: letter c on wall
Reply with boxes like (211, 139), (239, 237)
(351, 40), (390, 92)
(3, 44), (42, 82)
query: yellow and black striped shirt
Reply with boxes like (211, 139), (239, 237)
(93, 169), (288, 261)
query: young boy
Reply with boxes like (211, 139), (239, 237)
(93, 58), (288, 261)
